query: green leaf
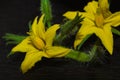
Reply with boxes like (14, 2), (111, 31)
(112, 28), (120, 36)
(2, 33), (27, 45)
(7, 52), (14, 58)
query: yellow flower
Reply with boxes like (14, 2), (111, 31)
(11, 15), (71, 73)
(63, 0), (120, 55)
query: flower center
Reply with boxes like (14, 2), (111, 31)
(95, 8), (104, 28)
(31, 36), (45, 50)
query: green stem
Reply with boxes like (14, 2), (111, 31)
(41, 0), (52, 28)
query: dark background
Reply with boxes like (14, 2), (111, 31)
(0, 0), (120, 80)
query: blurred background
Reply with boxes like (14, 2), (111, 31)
(0, 0), (120, 80)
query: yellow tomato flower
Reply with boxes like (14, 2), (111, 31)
(11, 15), (71, 73)
(63, 0), (120, 55)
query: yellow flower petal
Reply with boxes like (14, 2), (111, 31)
(99, 0), (111, 18)
(94, 24), (113, 54)
(37, 14), (45, 39)
(31, 15), (45, 40)
(84, 1), (98, 15)
(11, 37), (35, 53)
(46, 46), (71, 58)
(38, 14), (45, 33)
(31, 16), (38, 36)
(74, 20), (95, 48)
(99, 0), (109, 10)
(21, 51), (44, 73)
(63, 11), (94, 22)
(105, 11), (120, 27)
(45, 24), (60, 46)
(63, 11), (79, 20)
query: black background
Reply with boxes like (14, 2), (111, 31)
(0, 0), (120, 80)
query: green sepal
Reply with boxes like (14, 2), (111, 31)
(112, 28), (120, 36)
(108, 0), (111, 6)
(54, 13), (84, 45)
(61, 13), (83, 36)
(7, 52), (14, 58)
(28, 20), (32, 30)
(2, 33), (27, 45)
(65, 44), (97, 62)
(65, 50), (91, 62)
(77, 34), (93, 50)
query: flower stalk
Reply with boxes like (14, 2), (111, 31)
(41, 0), (52, 28)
